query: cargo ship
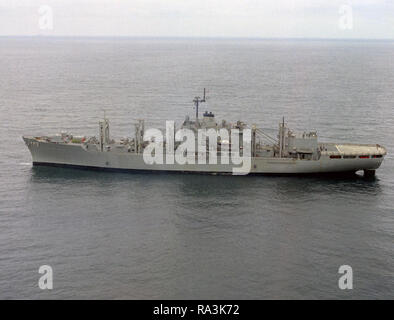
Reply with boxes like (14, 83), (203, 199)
(23, 90), (386, 176)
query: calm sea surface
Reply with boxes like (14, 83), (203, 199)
(0, 37), (393, 299)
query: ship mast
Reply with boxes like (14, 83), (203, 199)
(193, 88), (206, 125)
(279, 116), (285, 158)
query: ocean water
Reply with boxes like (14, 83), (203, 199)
(0, 37), (393, 299)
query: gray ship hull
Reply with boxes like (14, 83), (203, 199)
(23, 137), (385, 175)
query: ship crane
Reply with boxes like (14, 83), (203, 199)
(252, 127), (278, 144)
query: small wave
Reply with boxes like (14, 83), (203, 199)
(19, 162), (32, 166)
